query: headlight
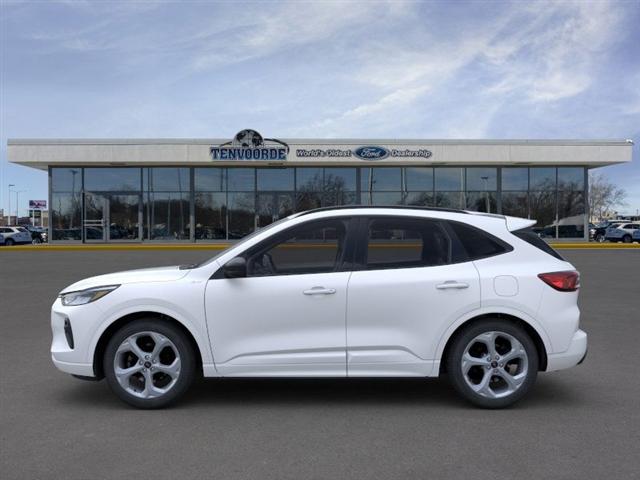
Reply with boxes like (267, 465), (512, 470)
(59, 285), (119, 306)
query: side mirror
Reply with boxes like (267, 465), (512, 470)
(223, 256), (247, 278)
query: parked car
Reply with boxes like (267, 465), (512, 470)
(632, 229), (640, 243)
(0, 232), (4, 245)
(591, 221), (625, 242)
(0, 226), (32, 245)
(51, 206), (587, 409)
(605, 223), (640, 243)
(21, 225), (48, 244)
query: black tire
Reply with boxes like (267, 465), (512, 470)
(5, 238), (14, 246)
(32, 237), (42, 244)
(103, 319), (196, 409)
(622, 235), (632, 243)
(446, 319), (538, 408)
(595, 233), (605, 243)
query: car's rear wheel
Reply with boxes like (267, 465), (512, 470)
(446, 320), (538, 408)
(622, 235), (632, 243)
(104, 319), (196, 409)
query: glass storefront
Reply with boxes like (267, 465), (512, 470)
(49, 166), (588, 242)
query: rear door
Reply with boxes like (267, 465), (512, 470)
(346, 216), (481, 376)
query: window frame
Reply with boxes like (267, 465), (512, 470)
(234, 216), (359, 278)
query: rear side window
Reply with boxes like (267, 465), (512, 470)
(447, 221), (513, 260)
(512, 228), (565, 260)
(365, 217), (451, 270)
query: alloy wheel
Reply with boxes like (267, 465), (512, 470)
(461, 331), (529, 399)
(113, 331), (181, 399)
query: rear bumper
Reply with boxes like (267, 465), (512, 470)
(546, 329), (588, 372)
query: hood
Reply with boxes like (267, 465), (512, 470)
(60, 266), (190, 293)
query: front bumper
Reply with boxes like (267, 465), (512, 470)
(51, 356), (94, 376)
(51, 299), (102, 377)
(546, 329), (588, 372)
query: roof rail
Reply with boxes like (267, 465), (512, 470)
(294, 205), (469, 217)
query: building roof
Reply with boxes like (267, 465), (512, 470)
(7, 138), (633, 170)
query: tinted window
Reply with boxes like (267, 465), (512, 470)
(448, 221), (512, 260)
(247, 218), (349, 277)
(512, 228), (564, 260)
(85, 168), (141, 191)
(361, 167), (402, 191)
(435, 168), (464, 191)
(502, 168), (528, 190)
(365, 217), (451, 270)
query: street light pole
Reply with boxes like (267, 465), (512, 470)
(15, 190), (27, 225)
(8, 184), (15, 225)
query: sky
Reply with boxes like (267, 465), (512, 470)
(1, 0), (639, 217)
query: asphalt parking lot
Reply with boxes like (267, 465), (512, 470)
(1, 249), (639, 479)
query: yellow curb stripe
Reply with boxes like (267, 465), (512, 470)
(1, 243), (639, 251)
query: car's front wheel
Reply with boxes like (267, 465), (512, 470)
(104, 319), (196, 409)
(595, 233), (605, 243)
(446, 320), (538, 408)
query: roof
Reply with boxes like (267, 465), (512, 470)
(7, 138), (634, 170)
(6, 138), (634, 146)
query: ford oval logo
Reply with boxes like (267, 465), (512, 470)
(354, 146), (389, 160)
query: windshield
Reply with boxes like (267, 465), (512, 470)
(196, 216), (293, 267)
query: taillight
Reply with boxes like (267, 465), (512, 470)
(538, 271), (580, 292)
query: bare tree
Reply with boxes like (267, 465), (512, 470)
(589, 172), (627, 221)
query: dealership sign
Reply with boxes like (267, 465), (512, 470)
(296, 146), (433, 160)
(354, 146), (389, 160)
(211, 129), (289, 161)
(211, 132), (433, 162)
(29, 200), (47, 209)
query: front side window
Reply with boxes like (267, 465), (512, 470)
(365, 217), (451, 270)
(246, 218), (350, 277)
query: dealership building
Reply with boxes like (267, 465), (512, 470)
(7, 131), (633, 243)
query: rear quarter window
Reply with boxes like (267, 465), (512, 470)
(512, 228), (565, 260)
(446, 221), (513, 260)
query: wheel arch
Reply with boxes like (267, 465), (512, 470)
(438, 312), (548, 375)
(92, 311), (204, 379)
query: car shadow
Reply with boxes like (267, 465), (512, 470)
(53, 375), (583, 411)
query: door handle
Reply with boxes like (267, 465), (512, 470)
(303, 287), (336, 296)
(436, 281), (469, 290)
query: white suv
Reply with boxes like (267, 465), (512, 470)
(605, 223), (640, 243)
(0, 226), (32, 245)
(51, 207), (587, 409)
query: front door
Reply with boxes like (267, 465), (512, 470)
(205, 217), (355, 376)
(84, 193), (141, 242)
(346, 216), (481, 376)
(84, 193), (107, 242)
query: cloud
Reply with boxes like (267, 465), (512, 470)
(304, 0), (631, 138)
(483, 0), (623, 102)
